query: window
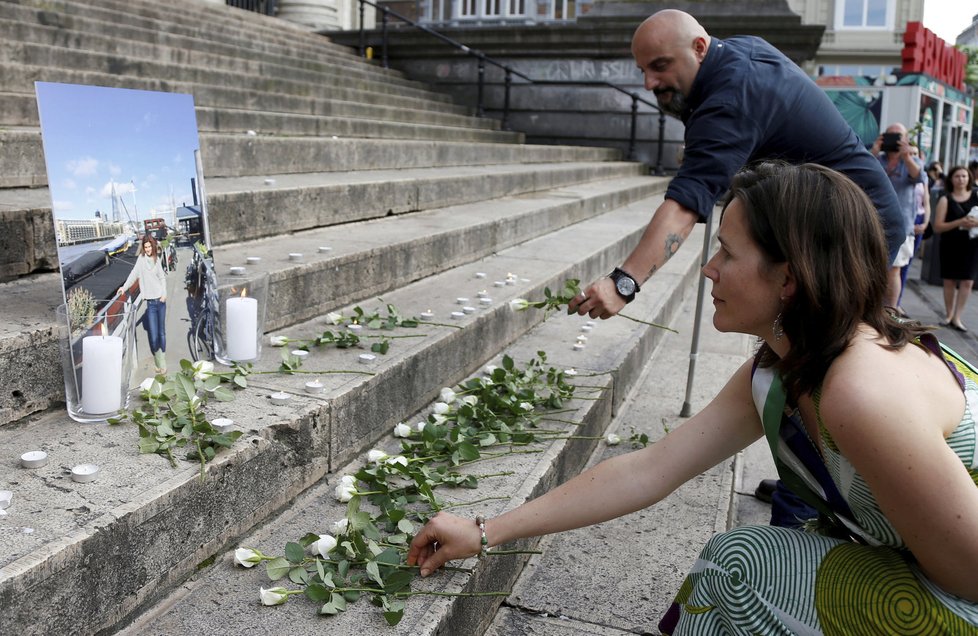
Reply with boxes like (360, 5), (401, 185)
(835, 0), (892, 29)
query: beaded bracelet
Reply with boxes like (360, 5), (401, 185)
(475, 515), (490, 558)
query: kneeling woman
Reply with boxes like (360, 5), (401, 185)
(408, 163), (978, 633)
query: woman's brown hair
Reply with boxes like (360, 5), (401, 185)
(140, 233), (160, 260)
(724, 162), (929, 400)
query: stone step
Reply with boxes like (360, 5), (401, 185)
(0, 6), (426, 94)
(4, 0), (369, 65)
(0, 173), (666, 424)
(0, 126), (616, 188)
(0, 66), (498, 132)
(0, 42), (466, 116)
(0, 159), (625, 279)
(0, 93), (517, 144)
(0, 194), (703, 635)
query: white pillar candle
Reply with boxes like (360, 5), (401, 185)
(226, 292), (258, 361)
(81, 326), (123, 414)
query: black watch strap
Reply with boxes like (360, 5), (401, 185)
(609, 267), (640, 303)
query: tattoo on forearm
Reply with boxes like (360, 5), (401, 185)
(664, 234), (683, 260)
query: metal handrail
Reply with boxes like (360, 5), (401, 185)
(355, 0), (667, 173)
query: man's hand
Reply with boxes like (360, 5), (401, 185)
(567, 277), (626, 319)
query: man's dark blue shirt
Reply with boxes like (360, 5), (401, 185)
(665, 36), (906, 262)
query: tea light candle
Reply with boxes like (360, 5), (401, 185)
(226, 291), (258, 361)
(246, 256), (261, 264)
(70, 464), (99, 483)
(475, 272), (487, 279)
(211, 418), (235, 433)
(462, 306), (476, 314)
(505, 279), (516, 286)
(291, 349), (309, 359)
(270, 391), (291, 405)
(493, 281), (506, 287)
(229, 266), (246, 276)
(358, 353), (376, 364)
(479, 297), (493, 306)
(520, 278), (530, 283)
(456, 297), (469, 305)
(419, 310), (435, 320)
(346, 324), (362, 333)
(581, 325), (593, 333)
(288, 253), (303, 262)
(476, 290), (489, 298)
(304, 380), (324, 394)
(318, 246), (332, 253)
(0, 491), (11, 510)
(264, 178), (276, 185)
(81, 325), (123, 415)
(586, 320), (596, 326)
(451, 311), (465, 320)
(20, 451), (48, 469)
(573, 343), (585, 351)
(577, 335), (588, 343)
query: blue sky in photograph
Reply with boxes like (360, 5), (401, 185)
(35, 82), (202, 224)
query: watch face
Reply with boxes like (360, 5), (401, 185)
(616, 276), (636, 296)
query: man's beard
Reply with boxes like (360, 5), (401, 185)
(655, 89), (687, 118)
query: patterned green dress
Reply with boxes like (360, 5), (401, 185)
(659, 337), (978, 635)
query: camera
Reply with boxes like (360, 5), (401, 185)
(880, 132), (901, 152)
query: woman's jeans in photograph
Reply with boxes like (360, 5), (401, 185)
(145, 299), (167, 354)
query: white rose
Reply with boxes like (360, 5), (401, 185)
(234, 547), (262, 568)
(393, 422), (412, 438)
(339, 474), (355, 486)
(432, 402), (450, 415)
(259, 586), (290, 606)
(309, 533), (337, 558)
(509, 298), (529, 311)
(335, 484), (355, 502)
(191, 360), (215, 380)
(385, 455), (408, 467)
(367, 449), (388, 463)
(461, 395), (478, 406)
(415, 421), (427, 433)
(331, 518), (349, 535)
(565, 368), (578, 376)
(431, 414), (447, 425)
(325, 312), (343, 325)
(439, 387), (456, 403)
(269, 335), (288, 347)
(189, 395), (202, 408)
(605, 433), (621, 446)
(519, 402), (533, 411)
(483, 365), (498, 375)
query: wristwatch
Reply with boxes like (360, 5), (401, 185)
(609, 267), (640, 303)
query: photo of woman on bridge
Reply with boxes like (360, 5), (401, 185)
(119, 234), (168, 374)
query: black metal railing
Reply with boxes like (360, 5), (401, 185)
(356, 0), (667, 173)
(226, 0), (277, 16)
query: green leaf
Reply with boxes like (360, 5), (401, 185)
(366, 560), (384, 587)
(212, 386), (235, 402)
(285, 542), (305, 564)
(138, 437), (161, 454)
(265, 557), (291, 581)
(457, 442), (480, 461)
(383, 570), (413, 594)
(289, 566), (309, 585)
(305, 583), (330, 603)
(337, 560), (350, 578)
(396, 518), (415, 534)
(330, 592), (347, 611)
(203, 375), (221, 391)
(320, 601), (340, 615)
(233, 374), (248, 388)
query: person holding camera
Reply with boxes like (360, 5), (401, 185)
(871, 123), (925, 313)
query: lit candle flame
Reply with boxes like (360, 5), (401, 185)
(240, 289), (248, 298)
(99, 322), (107, 338)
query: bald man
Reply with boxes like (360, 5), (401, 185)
(570, 10), (906, 319)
